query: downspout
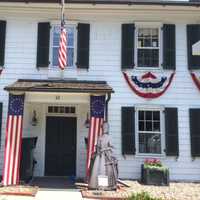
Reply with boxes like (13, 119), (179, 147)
(105, 93), (111, 122)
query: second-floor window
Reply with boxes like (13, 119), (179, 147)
(51, 25), (76, 68)
(136, 27), (160, 68)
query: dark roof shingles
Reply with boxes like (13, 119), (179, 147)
(4, 79), (114, 93)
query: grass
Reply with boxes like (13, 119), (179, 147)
(127, 191), (163, 200)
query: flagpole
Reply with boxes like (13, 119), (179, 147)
(60, 0), (65, 79)
(61, 0), (65, 23)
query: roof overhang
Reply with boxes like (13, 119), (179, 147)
(0, 0), (200, 7)
(4, 79), (114, 94)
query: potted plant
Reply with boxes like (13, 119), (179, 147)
(141, 158), (169, 186)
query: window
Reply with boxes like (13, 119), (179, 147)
(137, 109), (162, 154)
(52, 25), (75, 68)
(137, 28), (160, 68)
(48, 106), (76, 114)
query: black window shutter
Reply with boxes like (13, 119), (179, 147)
(36, 22), (50, 68)
(163, 24), (176, 70)
(165, 107), (179, 156)
(187, 24), (200, 70)
(189, 109), (200, 157)
(0, 103), (3, 146)
(121, 24), (135, 70)
(121, 107), (135, 155)
(0, 21), (6, 67)
(77, 23), (90, 69)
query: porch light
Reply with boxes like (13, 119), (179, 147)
(84, 113), (90, 128)
(31, 110), (38, 126)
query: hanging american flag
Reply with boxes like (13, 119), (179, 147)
(58, 24), (67, 70)
(86, 95), (105, 178)
(58, 0), (67, 71)
(2, 94), (24, 186)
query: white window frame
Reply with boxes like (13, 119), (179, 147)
(135, 106), (165, 157)
(135, 23), (163, 70)
(49, 21), (77, 69)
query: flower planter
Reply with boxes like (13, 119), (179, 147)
(141, 164), (169, 186)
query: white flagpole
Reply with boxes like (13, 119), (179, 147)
(60, 0), (65, 79)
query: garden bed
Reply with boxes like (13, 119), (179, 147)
(125, 180), (200, 200)
(0, 185), (38, 196)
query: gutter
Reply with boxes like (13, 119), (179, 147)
(0, 0), (200, 7)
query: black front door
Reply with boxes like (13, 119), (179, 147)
(45, 116), (77, 176)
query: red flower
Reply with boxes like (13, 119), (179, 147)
(144, 158), (162, 167)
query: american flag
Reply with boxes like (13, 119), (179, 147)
(2, 94), (24, 186)
(86, 95), (105, 178)
(58, 22), (67, 70)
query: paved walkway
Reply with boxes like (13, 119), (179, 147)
(0, 189), (84, 200)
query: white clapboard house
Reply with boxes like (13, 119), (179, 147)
(0, 0), (200, 184)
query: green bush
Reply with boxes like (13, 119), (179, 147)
(127, 191), (163, 200)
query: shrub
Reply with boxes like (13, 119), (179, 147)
(127, 191), (163, 200)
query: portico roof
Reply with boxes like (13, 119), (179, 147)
(4, 79), (114, 94)
(0, 0), (200, 7)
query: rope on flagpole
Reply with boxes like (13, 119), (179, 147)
(61, 0), (65, 25)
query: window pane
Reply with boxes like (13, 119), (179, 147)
(54, 106), (58, 113)
(152, 37), (158, 48)
(153, 121), (160, 132)
(146, 111), (152, 121)
(60, 107), (65, 113)
(52, 47), (59, 66)
(138, 49), (159, 67)
(152, 28), (159, 47)
(67, 48), (74, 67)
(152, 49), (159, 67)
(71, 107), (76, 114)
(153, 111), (160, 121)
(139, 133), (161, 154)
(139, 111), (145, 120)
(65, 107), (69, 113)
(146, 121), (153, 131)
(53, 26), (60, 46)
(67, 28), (74, 46)
(48, 106), (53, 113)
(139, 121), (145, 131)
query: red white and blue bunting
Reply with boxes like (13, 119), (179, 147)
(123, 72), (175, 99)
(191, 72), (200, 91)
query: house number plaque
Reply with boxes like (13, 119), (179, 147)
(55, 95), (61, 100)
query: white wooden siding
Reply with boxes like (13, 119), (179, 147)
(0, 6), (200, 181)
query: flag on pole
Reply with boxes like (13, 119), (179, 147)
(2, 94), (24, 186)
(86, 95), (105, 178)
(58, 0), (67, 70)
(58, 24), (67, 70)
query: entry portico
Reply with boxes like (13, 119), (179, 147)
(3, 79), (113, 183)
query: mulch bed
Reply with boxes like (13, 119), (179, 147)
(81, 180), (200, 200)
(81, 187), (132, 200)
(125, 180), (200, 200)
(0, 185), (38, 196)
